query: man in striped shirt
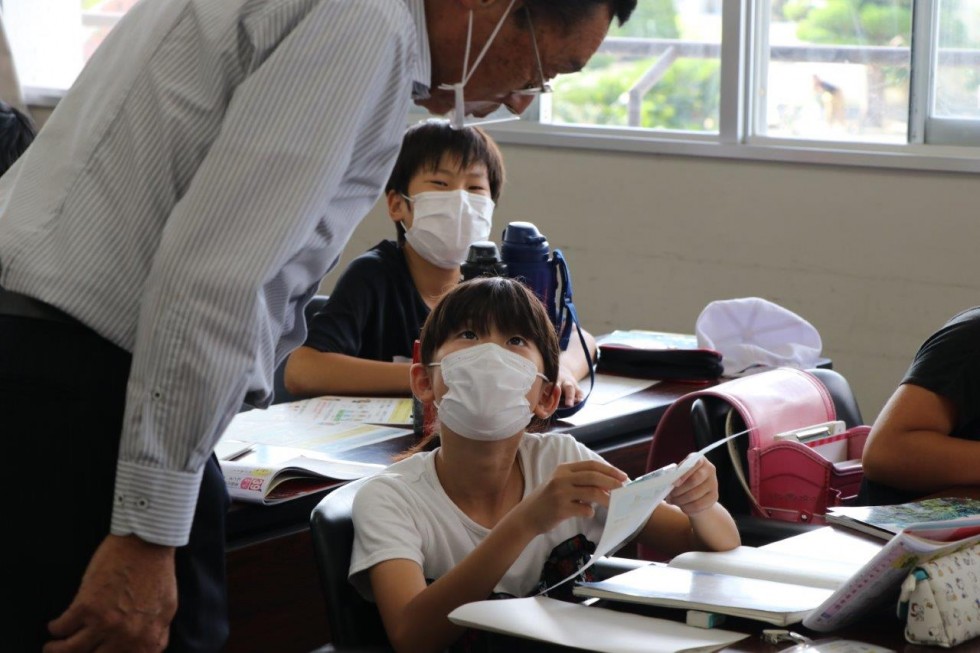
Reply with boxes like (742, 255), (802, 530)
(0, 1), (635, 651)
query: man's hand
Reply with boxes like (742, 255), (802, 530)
(44, 534), (177, 653)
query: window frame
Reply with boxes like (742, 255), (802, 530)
(18, 0), (980, 175)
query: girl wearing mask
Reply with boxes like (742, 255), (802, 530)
(349, 277), (740, 653)
(284, 120), (596, 403)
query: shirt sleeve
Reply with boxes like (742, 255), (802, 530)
(112, 2), (417, 546)
(304, 253), (384, 356)
(349, 475), (426, 600)
(903, 310), (980, 431)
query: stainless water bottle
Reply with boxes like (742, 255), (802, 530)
(499, 222), (558, 328)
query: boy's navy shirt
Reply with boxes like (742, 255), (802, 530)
(304, 240), (430, 363)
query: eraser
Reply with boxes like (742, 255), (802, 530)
(686, 610), (726, 628)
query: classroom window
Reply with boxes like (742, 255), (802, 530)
(546, 0), (723, 134)
(3, 0), (132, 96)
(6, 0), (979, 170)
(758, 0), (912, 144)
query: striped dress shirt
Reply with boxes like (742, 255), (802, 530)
(0, 0), (429, 546)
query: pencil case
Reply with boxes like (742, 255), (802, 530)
(897, 542), (980, 648)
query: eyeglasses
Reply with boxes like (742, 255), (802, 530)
(513, 10), (552, 97)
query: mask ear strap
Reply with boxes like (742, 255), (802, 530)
(439, 0), (518, 91)
(462, 0), (517, 87)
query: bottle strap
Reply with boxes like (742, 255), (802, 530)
(553, 250), (593, 419)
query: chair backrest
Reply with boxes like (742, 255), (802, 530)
(272, 294), (330, 404)
(309, 478), (389, 648)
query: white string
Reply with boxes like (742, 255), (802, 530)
(438, 0), (518, 91)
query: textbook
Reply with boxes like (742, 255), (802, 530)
(574, 545), (865, 626)
(219, 443), (385, 505)
(804, 516), (980, 632)
(825, 497), (980, 540)
(596, 330), (723, 381)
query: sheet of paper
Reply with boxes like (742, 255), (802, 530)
(221, 413), (411, 455)
(276, 395), (414, 425)
(539, 429), (750, 595)
(214, 439), (253, 461)
(448, 596), (747, 653)
(586, 373), (660, 405)
(557, 376), (662, 427)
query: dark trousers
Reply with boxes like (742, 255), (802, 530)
(2, 315), (229, 652)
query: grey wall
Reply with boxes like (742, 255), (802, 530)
(324, 143), (980, 422)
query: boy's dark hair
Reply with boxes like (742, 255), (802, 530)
(385, 121), (505, 243)
(0, 101), (36, 176)
(402, 277), (559, 457)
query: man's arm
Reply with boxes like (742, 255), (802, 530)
(113, 0), (415, 548)
(50, 4), (417, 652)
(285, 347), (412, 397)
(862, 383), (980, 494)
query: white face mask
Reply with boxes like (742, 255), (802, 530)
(431, 342), (548, 441)
(438, 0), (519, 129)
(403, 190), (494, 269)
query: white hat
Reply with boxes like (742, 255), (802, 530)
(695, 297), (822, 376)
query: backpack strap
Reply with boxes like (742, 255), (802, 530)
(552, 250), (594, 419)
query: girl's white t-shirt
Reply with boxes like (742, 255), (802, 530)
(349, 431), (608, 599)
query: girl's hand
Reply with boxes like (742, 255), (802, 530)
(513, 460), (627, 535)
(667, 456), (719, 516)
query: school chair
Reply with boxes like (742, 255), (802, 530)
(272, 294), (330, 404)
(310, 477), (392, 652)
(309, 479), (650, 653)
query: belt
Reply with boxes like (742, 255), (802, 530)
(0, 287), (82, 326)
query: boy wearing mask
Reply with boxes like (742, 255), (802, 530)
(285, 120), (595, 404)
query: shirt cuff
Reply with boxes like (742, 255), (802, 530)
(110, 460), (203, 547)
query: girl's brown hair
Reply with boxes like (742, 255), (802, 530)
(400, 277), (559, 458)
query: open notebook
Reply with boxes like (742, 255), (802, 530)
(574, 545), (868, 626)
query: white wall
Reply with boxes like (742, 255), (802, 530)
(324, 144), (980, 422)
(29, 106), (978, 419)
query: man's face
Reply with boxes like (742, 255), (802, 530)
(421, 2), (612, 118)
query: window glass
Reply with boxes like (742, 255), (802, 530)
(545, 0), (722, 133)
(762, 0), (913, 143)
(933, 0), (980, 119)
(5, 0), (131, 91)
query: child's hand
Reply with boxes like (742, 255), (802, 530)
(515, 460), (627, 535)
(666, 456), (719, 516)
(556, 365), (584, 407)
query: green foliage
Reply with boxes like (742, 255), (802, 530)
(552, 57), (720, 131)
(609, 0), (680, 39)
(794, 1), (911, 46)
(938, 0), (977, 49)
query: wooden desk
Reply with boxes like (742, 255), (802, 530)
(224, 380), (696, 653)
